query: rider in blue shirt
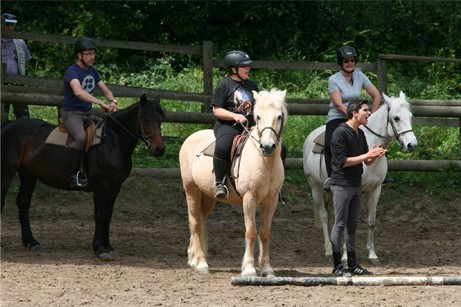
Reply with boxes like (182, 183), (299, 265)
(62, 38), (118, 188)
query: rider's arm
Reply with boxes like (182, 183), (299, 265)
(212, 106), (247, 124)
(329, 90), (347, 116)
(69, 79), (111, 112)
(365, 84), (381, 114)
(97, 80), (118, 110)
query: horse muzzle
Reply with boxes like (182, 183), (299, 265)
(260, 142), (276, 157)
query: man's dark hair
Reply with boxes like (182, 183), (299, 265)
(346, 100), (369, 119)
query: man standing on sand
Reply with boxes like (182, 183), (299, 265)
(1, 13), (32, 120)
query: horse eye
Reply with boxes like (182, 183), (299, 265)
(256, 116), (260, 121)
(394, 116), (400, 122)
(278, 115), (283, 120)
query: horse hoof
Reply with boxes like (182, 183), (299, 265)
(97, 252), (117, 261)
(29, 244), (42, 251)
(241, 269), (257, 277)
(196, 263), (209, 274)
(261, 271), (276, 278)
(370, 258), (380, 266)
(196, 267), (209, 274)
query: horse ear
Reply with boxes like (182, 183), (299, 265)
(252, 91), (259, 101)
(399, 91), (406, 100)
(281, 89), (287, 100)
(140, 94), (147, 107)
(382, 92), (391, 107)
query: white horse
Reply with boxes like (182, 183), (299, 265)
(179, 89), (287, 277)
(303, 91), (418, 264)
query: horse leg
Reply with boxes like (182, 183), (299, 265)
(241, 197), (258, 277)
(1, 170), (15, 212)
(364, 189), (381, 264)
(186, 187), (214, 274)
(93, 187), (121, 260)
(16, 171), (41, 250)
(312, 187), (332, 258)
(258, 198), (278, 277)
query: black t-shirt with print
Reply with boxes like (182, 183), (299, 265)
(211, 76), (259, 125)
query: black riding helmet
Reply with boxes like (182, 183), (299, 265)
(336, 46), (358, 66)
(224, 50), (252, 68)
(337, 46), (358, 85)
(74, 38), (97, 55)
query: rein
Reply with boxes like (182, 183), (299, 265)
(363, 107), (413, 147)
(241, 113), (285, 148)
(107, 108), (159, 149)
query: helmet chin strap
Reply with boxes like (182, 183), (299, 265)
(228, 66), (244, 81)
(341, 65), (354, 86)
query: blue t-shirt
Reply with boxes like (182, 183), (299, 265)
(63, 63), (102, 112)
(327, 69), (372, 121)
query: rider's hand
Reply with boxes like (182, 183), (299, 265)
(234, 114), (248, 124)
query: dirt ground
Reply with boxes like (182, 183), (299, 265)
(1, 175), (461, 306)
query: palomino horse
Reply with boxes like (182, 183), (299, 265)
(179, 89), (287, 277)
(1, 94), (165, 259)
(303, 91), (417, 264)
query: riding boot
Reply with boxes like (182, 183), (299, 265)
(69, 149), (88, 188)
(325, 153), (332, 178)
(333, 252), (342, 268)
(213, 157), (228, 198)
(323, 154), (333, 192)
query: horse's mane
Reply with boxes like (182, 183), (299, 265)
(254, 88), (288, 116)
(369, 94), (411, 122)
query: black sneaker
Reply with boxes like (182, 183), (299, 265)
(215, 184), (228, 198)
(332, 264), (352, 277)
(348, 264), (373, 275)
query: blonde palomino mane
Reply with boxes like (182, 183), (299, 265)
(253, 88), (288, 120)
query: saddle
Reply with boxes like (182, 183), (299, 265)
(200, 131), (250, 162)
(313, 130), (326, 154)
(45, 118), (104, 152)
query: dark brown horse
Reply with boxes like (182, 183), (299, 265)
(1, 94), (165, 259)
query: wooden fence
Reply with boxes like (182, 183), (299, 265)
(1, 31), (460, 171)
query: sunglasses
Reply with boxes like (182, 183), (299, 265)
(343, 58), (356, 64)
(82, 51), (96, 56)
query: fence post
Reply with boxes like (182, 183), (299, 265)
(377, 56), (387, 95)
(202, 41), (213, 113)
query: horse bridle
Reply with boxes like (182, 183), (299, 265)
(241, 113), (285, 148)
(107, 108), (161, 149)
(363, 108), (413, 147)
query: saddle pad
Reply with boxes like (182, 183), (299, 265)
(313, 131), (325, 154)
(45, 123), (104, 150)
(201, 140), (216, 157)
(199, 133), (249, 158)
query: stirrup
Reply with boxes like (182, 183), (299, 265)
(76, 170), (88, 186)
(70, 170), (88, 188)
(215, 184), (229, 199)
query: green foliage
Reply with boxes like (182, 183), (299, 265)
(5, 0), (460, 182)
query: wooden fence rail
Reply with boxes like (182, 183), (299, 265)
(1, 31), (460, 171)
